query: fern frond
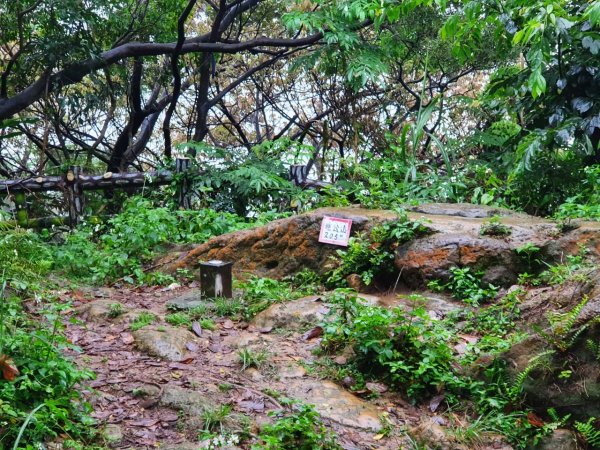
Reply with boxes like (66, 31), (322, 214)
(509, 350), (555, 402)
(575, 417), (600, 449)
(563, 296), (589, 331)
(539, 296), (590, 351)
(586, 339), (600, 362)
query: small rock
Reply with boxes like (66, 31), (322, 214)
(346, 273), (366, 291)
(133, 326), (196, 361)
(431, 415), (447, 426)
(160, 386), (212, 415)
(161, 282), (181, 291)
(166, 289), (205, 310)
(251, 295), (329, 331)
(286, 379), (382, 431)
(334, 356), (348, 365)
(244, 368), (263, 381)
(537, 429), (578, 450)
(75, 299), (128, 320)
(103, 424), (123, 447)
(134, 383), (162, 398)
(278, 364), (307, 379)
(411, 418), (452, 449)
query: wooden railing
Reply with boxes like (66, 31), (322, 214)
(1, 161), (328, 228)
(0, 158), (192, 227)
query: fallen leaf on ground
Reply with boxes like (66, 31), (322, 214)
(302, 326), (323, 341)
(429, 394), (445, 413)
(192, 321), (202, 337)
(186, 342), (199, 352)
(0, 355), (19, 381)
(120, 332), (134, 344)
(130, 418), (159, 427)
(527, 411), (545, 427)
(366, 382), (388, 395)
(178, 357), (195, 364)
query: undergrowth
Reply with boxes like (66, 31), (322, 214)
(52, 196), (251, 284)
(252, 402), (341, 450)
(326, 208), (429, 287)
(0, 232), (96, 447)
(318, 288), (566, 449)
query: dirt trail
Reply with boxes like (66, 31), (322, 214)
(64, 284), (425, 449)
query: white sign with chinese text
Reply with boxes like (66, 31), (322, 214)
(318, 216), (352, 246)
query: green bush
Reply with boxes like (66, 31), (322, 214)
(322, 291), (457, 401)
(326, 209), (428, 286)
(0, 230), (53, 292)
(0, 292), (95, 446)
(252, 403), (341, 450)
(429, 267), (498, 307)
(52, 196), (249, 284)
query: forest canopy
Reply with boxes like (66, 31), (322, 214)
(1, 0), (600, 217)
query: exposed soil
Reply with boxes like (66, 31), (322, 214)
(60, 283), (432, 449)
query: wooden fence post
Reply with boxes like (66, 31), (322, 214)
(176, 157), (191, 209)
(66, 165), (84, 227)
(289, 164), (309, 185)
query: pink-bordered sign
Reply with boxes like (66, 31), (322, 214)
(318, 216), (352, 246)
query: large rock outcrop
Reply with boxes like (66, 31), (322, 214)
(167, 203), (600, 289)
(397, 205), (557, 287)
(167, 207), (397, 278)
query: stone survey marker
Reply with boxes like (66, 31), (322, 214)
(319, 216), (352, 246)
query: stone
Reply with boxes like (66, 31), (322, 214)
(75, 299), (128, 320)
(395, 205), (557, 288)
(167, 207), (399, 278)
(103, 424), (123, 447)
(499, 271), (600, 417)
(547, 221), (600, 261)
(244, 368), (264, 381)
(285, 379), (383, 431)
(165, 289), (205, 310)
(410, 418), (458, 450)
(278, 363), (307, 379)
(395, 233), (521, 287)
(133, 326), (196, 361)
(160, 386), (247, 434)
(251, 295), (330, 330)
(346, 273), (366, 291)
(537, 429), (578, 450)
(133, 383), (161, 398)
(159, 385), (212, 415)
(406, 202), (521, 219)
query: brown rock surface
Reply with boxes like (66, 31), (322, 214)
(286, 379), (383, 431)
(166, 204), (600, 290)
(500, 271), (600, 417)
(397, 207), (557, 287)
(167, 207), (398, 278)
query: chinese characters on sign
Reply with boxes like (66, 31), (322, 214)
(318, 216), (352, 246)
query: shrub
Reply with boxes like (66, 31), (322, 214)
(326, 209), (428, 286)
(252, 403), (341, 450)
(323, 291), (457, 401)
